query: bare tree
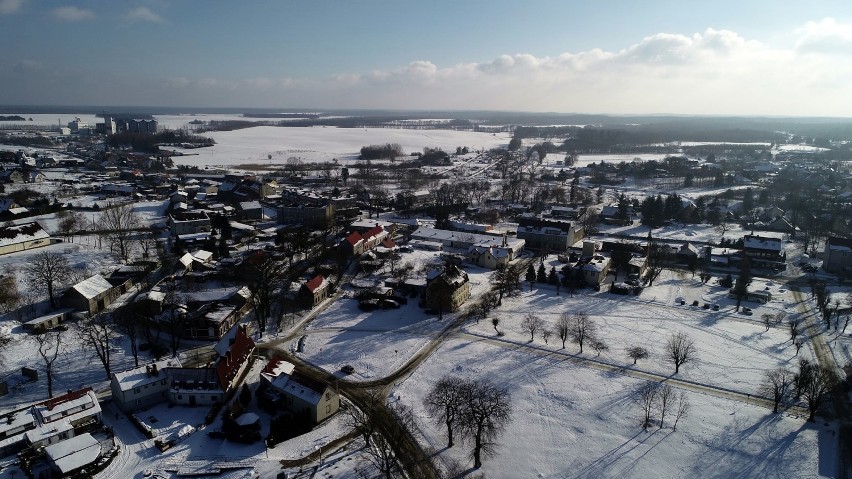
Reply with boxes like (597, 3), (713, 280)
(490, 263), (524, 305)
(794, 340), (804, 356)
(159, 279), (186, 357)
(569, 312), (595, 354)
(672, 391), (690, 431)
(521, 314), (544, 342)
(761, 314), (773, 331)
(645, 242), (667, 287)
(0, 329), (10, 368)
(76, 312), (118, 380)
(35, 330), (62, 399)
(344, 388), (383, 449)
(557, 313), (570, 349)
(113, 304), (143, 367)
(774, 312), (785, 325)
(789, 319), (800, 342)
(99, 201), (141, 262)
(242, 251), (289, 338)
(627, 346), (650, 365)
(760, 368), (792, 413)
(57, 210), (85, 242)
(24, 251), (72, 308)
(491, 317), (500, 335)
(424, 376), (466, 448)
(0, 273), (20, 314)
(657, 383), (675, 429)
(801, 363), (837, 422)
(793, 358), (815, 401)
(636, 382), (659, 429)
(541, 328), (552, 345)
(459, 380), (513, 469)
(591, 338), (609, 357)
(364, 402), (412, 479)
(666, 332), (696, 374)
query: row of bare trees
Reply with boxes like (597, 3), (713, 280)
(760, 358), (837, 421)
(424, 376), (513, 469)
(635, 382), (690, 430)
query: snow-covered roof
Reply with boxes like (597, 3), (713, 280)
(270, 373), (324, 405)
(45, 433), (100, 474)
(743, 234), (782, 252)
(0, 221), (49, 247)
(191, 249), (214, 263)
(235, 412), (260, 426)
(25, 418), (73, 445)
(69, 275), (113, 300)
(34, 390), (101, 425)
(111, 358), (181, 391)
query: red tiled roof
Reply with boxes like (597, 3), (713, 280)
(363, 225), (384, 240)
(345, 231), (363, 246)
(305, 274), (325, 293)
(381, 237), (396, 248)
(39, 387), (94, 411)
(216, 326), (255, 390)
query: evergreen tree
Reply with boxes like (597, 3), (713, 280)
(526, 264), (536, 283)
(548, 267), (559, 285)
(537, 263), (548, 283)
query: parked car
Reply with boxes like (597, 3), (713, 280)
(341, 365), (355, 374)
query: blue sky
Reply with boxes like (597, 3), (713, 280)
(2, 0), (852, 115)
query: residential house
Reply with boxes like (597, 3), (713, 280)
(238, 201), (263, 221)
(0, 221), (52, 255)
(110, 359), (181, 413)
(168, 210), (211, 236)
(259, 358), (340, 424)
(741, 234), (786, 270)
(423, 264), (470, 312)
(516, 217), (584, 251)
(277, 201), (336, 228)
(25, 170), (46, 183)
(0, 168), (24, 183)
(168, 324), (255, 407)
(339, 225), (388, 256)
(60, 274), (120, 315)
(300, 275), (330, 308)
(823, 236), (852, 274)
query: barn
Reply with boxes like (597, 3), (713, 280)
(61, 275), (120, 315)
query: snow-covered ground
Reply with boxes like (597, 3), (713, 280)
(395, 335), (832, 479)
(169, 126), (511, 168)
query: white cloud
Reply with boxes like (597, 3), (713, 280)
(0, 0), (24, 14)
(795, 17), (852, 55)
(124, 6), (164, 23)
(50, 6), (95, 22)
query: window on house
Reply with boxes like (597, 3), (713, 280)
(134, 387), (140, 393)
(326, 405), (331, 414)
(325, 393), (330, 401)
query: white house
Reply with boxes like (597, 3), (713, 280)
(260, 358), (340, 424)
(110, 359), (182, 413)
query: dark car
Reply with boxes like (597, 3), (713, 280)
(341, 365), (355, 374)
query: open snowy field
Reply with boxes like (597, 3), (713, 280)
(464, 268), (812, 394)
(297, 250), (495, 380)
(169, 126), (511, 168)
(395, 336), (834, 479)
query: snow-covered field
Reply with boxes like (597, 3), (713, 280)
(169, 126), (511, 168)
(396, 336), (832, 479)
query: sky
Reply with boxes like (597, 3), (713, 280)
(2, 0), (852, 116)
